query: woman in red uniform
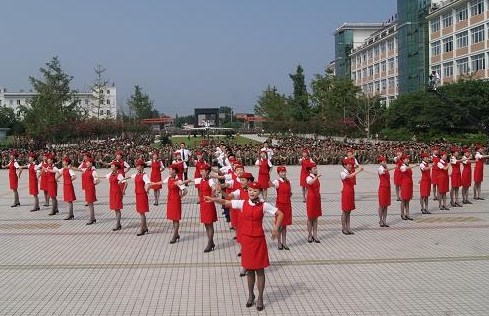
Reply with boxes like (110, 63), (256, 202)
(400, 154), (417, 220)
(473, 145), (489, 200)
(449, 147), (463, 207)
(437, 152), (450, 210)
(146, 152), (164, 206)
(192, 163), (218, 252)
(431, 147), (440, 200)
(43, 153), (59, 216)
(461, 148), (473, 204)
(341, 159), (364, 234)
(344, 148), (359, 185)
(270, 166), (292, 249)
(4, 151), (22, 207)
(419, 153), (432, 214)
(393, 148), (403, 201)
(299, 149), (313, 203)
(56, 157), (77, 220)
(39, 153), (50, 207)
(171, 152), (185, 180)
(97, 162), (126, 231)
(305, 162), (322, 243)
(153, 164), (190, 243)
(377, 156), (395, 227)
(76, 157), (99, 225)
(129, 159), (152, 236)
(20, 153), (40, 212)
(255, 149), (272, 200)
(205, 182), (283, 312)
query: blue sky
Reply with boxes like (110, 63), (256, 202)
(1, 0), (397, 116)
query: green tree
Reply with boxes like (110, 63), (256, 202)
(289, 65), (310, 121)
(254, 86), (290, 131)
(20, 56), (80, 141)
(127, 85), (157, 120)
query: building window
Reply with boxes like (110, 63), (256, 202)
(456, 31), (469, 48)
(431, 18), (441, 32)
(471, 53), (486, 71)
(388, 77), (395, 89)
(107, 99), (111, 105)
(352, 72), (357, 81)
(373, 45), (380, 58)
(443, 62), (454, 77)
(388, 58), (395, 70)
(367, 49), (373, 60)
(442, 13), (453, 28)
(368, 66), (374, 76)
(381, 61), (386, 72)
(85, 99), (89, 105)
(431, 40), (441, 56)
(106, 89), (110, 94)
(456, 57), (470, 74)
(456, 6), (468, 22)
(470, 0), (484, 16)
(443, 36), (453, 53)
(362, 53), (367, 63)
(362, 68), (367, 78)
(387, 39), (394, 51)
(374, 63), (380, 75)
(99, 110), (104, 115)
(380, 42), (386, 54)
(17, 99), (21, 105)
(471, 25), (485, 43)
(358, 71), (362, 80)
(374, 81), (380, 92)
(106, 110), (111, 116)
(9, 100), (13, 105)
(432, 65), (441, 78)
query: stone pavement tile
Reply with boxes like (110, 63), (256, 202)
(0, 165), (488, 315)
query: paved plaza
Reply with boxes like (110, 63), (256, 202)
(0, 165), (488, 315)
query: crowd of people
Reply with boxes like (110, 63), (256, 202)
(1, 132), (488, 312)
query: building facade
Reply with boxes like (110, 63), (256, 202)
(350, 23), (399, 106)
(334, 23), (385, 78)
(0, 86), (117, 119)
(428, 0), (489, 85)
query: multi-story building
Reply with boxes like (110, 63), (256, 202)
(428, 0), (489, 85)
(350, 23), (399, 106)
(333, 23), (385, 78)
(0, 86), (117, 119)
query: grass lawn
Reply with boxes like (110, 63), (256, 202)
(170, 135), (259, 148)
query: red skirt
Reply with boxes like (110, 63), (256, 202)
(167, 198), (182, 221)
(451, 172), (461, 188)
(9, 174), (18, 190)
(40, 174), (48, 191)
(258, 173), (270, 189)
(461, 169), (471, 187)
(474, 166), (483, 183)
(135, 192), (149, 214)
(200, 201), (217, 224)
(63, 184), (76, 202)
(110, 189), (123, 210)
(378, 186), (391, 207)
(306, 195), (322, 219)
(401, 183), (413, 201)
(438, 173), (449, 193)
(420, 180), (431, 198)
(84, 183), (97, 203)
(47, 182), (57, 198)
(341, 189), (355, 212)
(150, 173), (162, 190)
(431, 170), (439, 185)
(300, 170), (308, 187)
(276, 202), (292, 226)
(393, 170), (402, 186)
(29, 178), (39, 196)
(241, 234), (270, 270)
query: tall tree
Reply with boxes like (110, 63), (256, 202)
(254, 86), (290, 132)
(126, 85), (156, 120)
(90, 64), (109, 119)
(20, 56), (80, 141)
(289, 65), (310, 121)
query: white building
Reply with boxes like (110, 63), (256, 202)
(0, 86), (117, 119)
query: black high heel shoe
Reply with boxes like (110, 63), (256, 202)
(239, 268), (247, 277)
(48, 210), (59, 216)
(307, 236), (313, 243)
(112, 225), (122, 231)
(11, 202), (20, 208)
(246, 294), (255, 308)
(64, 215), (74, 220)
(30, 207), (40, 212)
(256, 300), (264, 311)
(282, 245), (290, 250)
(169, 234), (180, 244)
(312, 237), (321, 243)
(204, 243), (215, 253)
(401, 215), (407, 220)
(342, 230), (348, 235)
(137, 228), (149, 236)
(86, 219), (96, 225)
(405, 215), (413, 221)
(278, 244), (284, 250)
